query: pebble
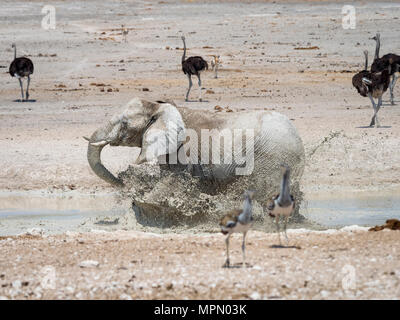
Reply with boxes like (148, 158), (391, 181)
(79, 260), (100, 268)
(250, 292), (261, 300)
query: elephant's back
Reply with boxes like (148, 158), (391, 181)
(255, 112), (305, 182)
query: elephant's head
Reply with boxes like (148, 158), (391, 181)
(86, 98), (185, 186)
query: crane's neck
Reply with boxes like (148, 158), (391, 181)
(239, 194), (253, 224)
(374, 36), (380, 60)
(182, 38), (186, 63)
(277, 169), (291, 206)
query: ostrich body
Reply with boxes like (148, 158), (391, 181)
(352, 50), (390, 127)
(181, 36), (208, 102)
(219, 191), (254, 268)
(371, 33), (400, 105)
(9, 43), (34, 101)
(266, 164), (295, 246)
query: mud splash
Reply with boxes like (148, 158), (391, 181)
(117, 162), (306, 230)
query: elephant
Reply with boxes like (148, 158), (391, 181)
(86, 97), (305, 228)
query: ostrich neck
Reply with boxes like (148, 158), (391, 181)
(364, 52), (368, 71)
(13, 46), (16, 60)
(375, 38), (380, 60)
(277, 171), (291, 205)
(182, 39), (186, 63)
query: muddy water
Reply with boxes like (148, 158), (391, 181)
(0, 191), (127, 236)
(302, 192), (400, 228)
(0, 190), (399, 236)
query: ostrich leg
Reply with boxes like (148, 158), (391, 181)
(185, 74), (192, 102)
(374, 96), (382, 127)
(18, 78), (24, 101)
(390, 74), (398, 105)
(368, 94), (378, 127)
(197, 74), (202, 102)
(26, 75), (31, 101)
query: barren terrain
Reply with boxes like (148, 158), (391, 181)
(0, 0), (400, 299)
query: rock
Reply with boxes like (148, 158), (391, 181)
(79, 260), (100, 268)
(120, 293), (132, 300)
(12, 280), (22, 289)
(250, 292), (261, 300)
(24, 228), (44, 236)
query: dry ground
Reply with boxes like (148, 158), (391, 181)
(1, 0), (400, 299)
(1, 227), (400, 300)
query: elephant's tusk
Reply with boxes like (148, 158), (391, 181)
(90, 140), (110, 147)
(83, 136), (90, 141)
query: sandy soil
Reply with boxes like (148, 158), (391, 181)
(1, 0), (400, 299)
(1, 227), (400, 300)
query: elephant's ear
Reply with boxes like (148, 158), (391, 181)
(136, 103), (185, 164)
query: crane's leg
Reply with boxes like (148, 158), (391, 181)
(185, 74), (192, 102)
(242, 231), (247, 268)
(223, 234), (231, 268)
(390, 74), (398, 105)
(18, 78), (24, 101)
(197, 74), (202, 102)
(368, 94), (377, 127)
(26, 75), (31, 101)
(275, 215), (281, 246)
(284, 216), (289, 246)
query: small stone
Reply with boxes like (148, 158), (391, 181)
(79, 260), (99, 268)
(250, 292), (261, 300)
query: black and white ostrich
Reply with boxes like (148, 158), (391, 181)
(9, 43), (34, 102)
(352, 50), (391, 127)
(181, 35), (208, 102)
(371, 33), (400, 105)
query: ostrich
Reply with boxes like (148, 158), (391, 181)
(219, 190), (254, 268)
(181, 35), (208, 102)
(9, 43), (34, 101)
(352, 50), (391, 127)
(211, 55), (221, 79)
(371, 33), (400, 105)
(266, 164), (295, 246)
(121, 25), (129, 43)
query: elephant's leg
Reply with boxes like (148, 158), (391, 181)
(26, 75), (31, 101)
(185, 74), (192, 102)
(18, 78), (24, 101)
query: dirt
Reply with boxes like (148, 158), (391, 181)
(1, 0), (400, 299)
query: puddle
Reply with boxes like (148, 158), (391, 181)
(302, 193), (400, 228)
(0, 191), (399, 236)
(0, 192), (127, 236)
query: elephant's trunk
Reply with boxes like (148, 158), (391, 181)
(87, 126), (124, 186)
